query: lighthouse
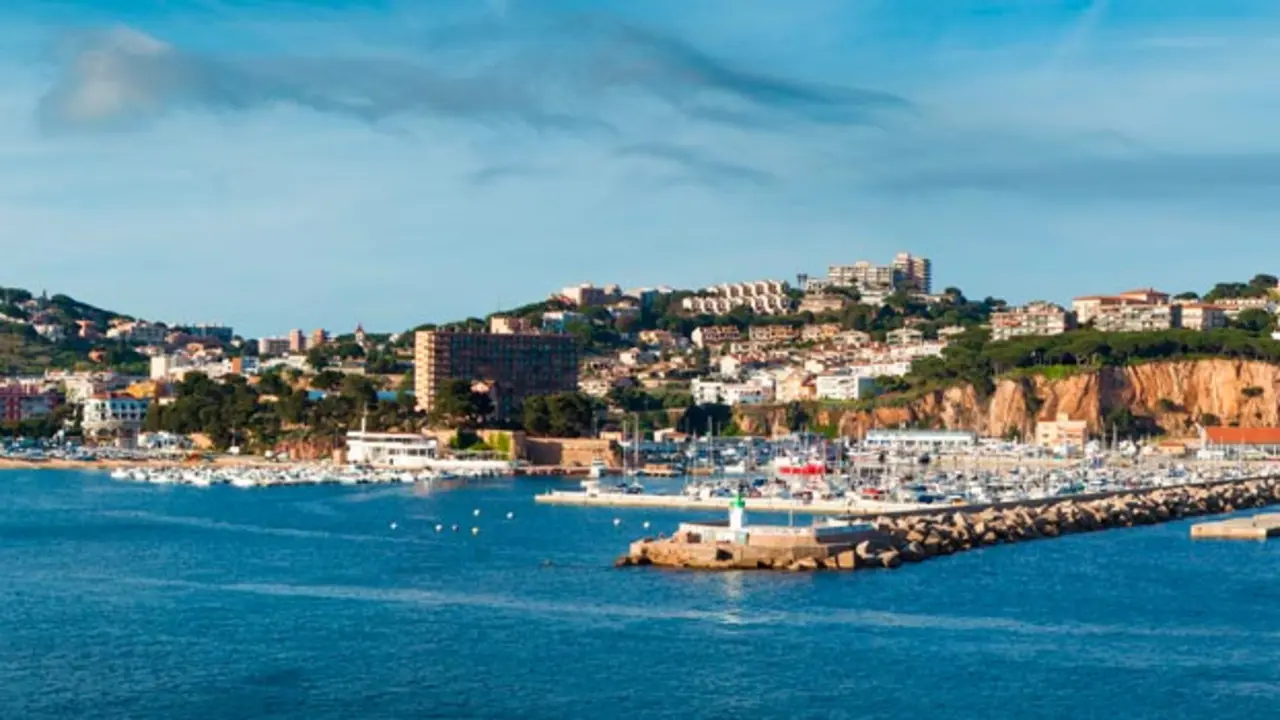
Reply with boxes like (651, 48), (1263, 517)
(728, 489), (746, 532)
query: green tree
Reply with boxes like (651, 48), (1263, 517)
(677, 403), (733, 437)
(311, 370), (344, 391)
(1249, 274), (1278, 291)
(1232, 308), (1274, 334)
(522, 396), (552, 436)
(428, 378), (490, 428)
(306, 347), (330, 371)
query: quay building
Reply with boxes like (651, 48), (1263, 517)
(863, 429), (978, 451)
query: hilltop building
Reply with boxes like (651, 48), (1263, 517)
(681, 280), (793, 316)
(990, 302), (1075, 341)
(1072, 288), (1170, 325)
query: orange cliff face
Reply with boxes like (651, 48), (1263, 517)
(731, 359), (1280, 439)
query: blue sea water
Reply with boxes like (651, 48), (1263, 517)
(2, 470), (1279, 719)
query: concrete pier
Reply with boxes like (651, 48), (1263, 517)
(534, 490), (927, 516)
(1191, 514), (1280, 541)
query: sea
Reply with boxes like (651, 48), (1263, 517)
(2, 470), (1279, 720)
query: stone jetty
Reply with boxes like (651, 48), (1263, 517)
(617, 476), (1280, 572)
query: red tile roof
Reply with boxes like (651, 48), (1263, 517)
(1204, 427), (1280, 445)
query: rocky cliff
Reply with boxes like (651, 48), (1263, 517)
(734, 359), (1280, 439)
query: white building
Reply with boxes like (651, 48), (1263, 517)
(107, 322), (168, 345)
(150, 355), (186, 381)
(33, 324), (65, 342)
(691, 378), (771, 406)
(719, 355), (743, 379)
(682, 280), (794, 316)
(541, 310), (582, 333)
(346, 431), (439, 468)
(886, 327), (925, 346)
(863, 429), (977, 450)
(82, 396), (150, 437)
(258, 337), (291, 356)
(814, 374), (878, 401)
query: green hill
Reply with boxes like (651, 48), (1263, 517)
(0, 287), (143, 377)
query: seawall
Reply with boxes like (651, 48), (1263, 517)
(617, 475), (1280, 571)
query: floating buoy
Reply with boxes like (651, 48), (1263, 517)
(451, 524), (459, 532)
(506, 511), (514, 520)
(471, 526), (480, 535)
(642, 521), (651, 530)
(613, 518), (621, 527)
(389, 522), (398, 530)
(434, 524), (443, 532)
(473, 509), (481, 517)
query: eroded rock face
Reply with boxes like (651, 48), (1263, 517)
(616, 477), (1280, 573)
(732, 359), (1280, 439)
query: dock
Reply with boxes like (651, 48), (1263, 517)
(534, 490), (927, 516)
(1190, 513), (1280, 541)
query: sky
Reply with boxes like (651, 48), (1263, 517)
(2, 0), (1279, 337)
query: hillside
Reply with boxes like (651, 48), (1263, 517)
(0, 287), (138, 376)
(733, 358), (1280, 440)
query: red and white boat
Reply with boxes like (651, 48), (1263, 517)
(772, 456), (827, 477)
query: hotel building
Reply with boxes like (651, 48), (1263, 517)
(414, 330), (579, 421)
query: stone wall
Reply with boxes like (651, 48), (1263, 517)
(524, 438), (621, 468)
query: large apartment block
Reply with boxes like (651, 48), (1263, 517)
(990, 301), (1076, 341)
(826, 251), (932, 295)
(1072, 288), (1170, 325)
(414, 330), (579, 420)
(893, 252), (932, 294)
(1092, 303), (1180, 333)
(1178, 304), (1228, 331)
(682, 280), (793, 316)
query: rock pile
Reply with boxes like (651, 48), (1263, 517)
(617, 477), (1280, 572)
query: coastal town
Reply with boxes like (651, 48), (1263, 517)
(3, 252), (1280, 475)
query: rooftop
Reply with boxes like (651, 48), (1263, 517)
(1204, 427), (1280, 446)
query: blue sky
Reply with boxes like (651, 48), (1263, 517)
(3, 0), (1280, 336)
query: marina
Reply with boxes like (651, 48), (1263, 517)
(535, 488), (925, 515)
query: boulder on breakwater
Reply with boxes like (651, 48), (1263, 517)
(615, 477), (1280, 572)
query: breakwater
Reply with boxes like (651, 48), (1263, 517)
(618, 475), (1280, 571)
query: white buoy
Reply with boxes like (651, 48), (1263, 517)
(643, 521), (651, 530)
(473, 509), (481, 517)
(471, 526), (480, 535)
(451, 524), (459, 532)
(613, 518), (621, 527)
(434, 524), (443, 532)
(389, 522), (398, 530)
(506, 511), (514, 520)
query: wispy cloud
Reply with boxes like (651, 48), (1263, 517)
(615, 142), (775, 187)
(37, 19), (906, 135)
(468, 162), (546, 186)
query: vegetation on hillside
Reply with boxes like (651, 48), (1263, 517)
(876, 327), (1280, 409)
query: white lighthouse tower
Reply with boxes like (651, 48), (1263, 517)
(728, 489), (746, 532)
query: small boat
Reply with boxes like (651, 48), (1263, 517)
(588, 458), (608, 479)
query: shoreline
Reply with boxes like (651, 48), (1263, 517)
(0, 456), (284, 471)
